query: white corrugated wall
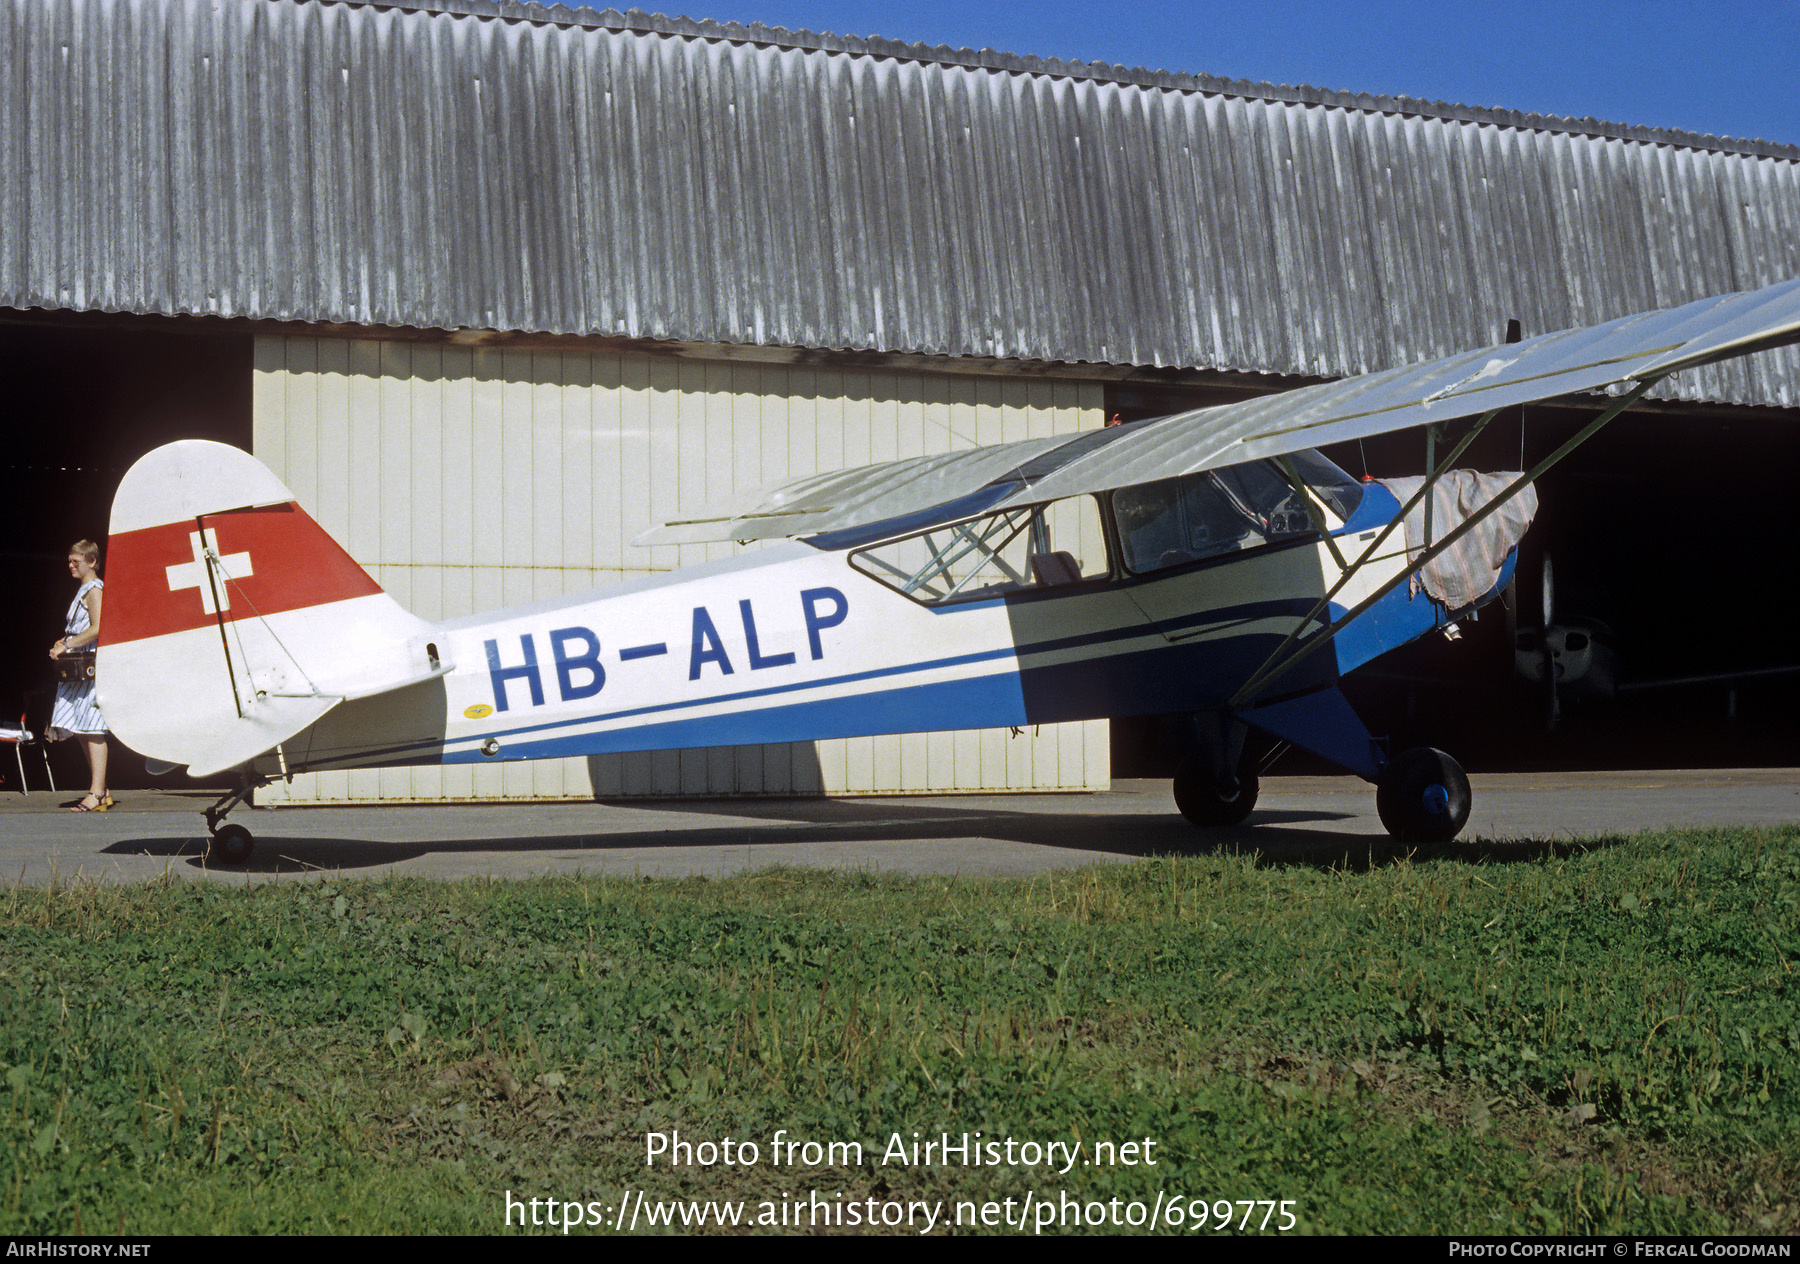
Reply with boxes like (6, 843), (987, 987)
(251, 335), (1110, 802)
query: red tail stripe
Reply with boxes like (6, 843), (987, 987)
(104, 503), (383, 645)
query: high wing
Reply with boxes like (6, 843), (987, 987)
(636, 278), (1800, 546)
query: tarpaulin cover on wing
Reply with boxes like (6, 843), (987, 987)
(1379, 473), (1539, 609)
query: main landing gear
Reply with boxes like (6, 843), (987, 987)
(1174, 739), (1470, 842)
(203, 776), (264, 864)
(1170, 711), (1260, 827)
(1170, 694), (1473, 843)
(1374, 747), (1471, 843)
(1172, 754), (1259, 826)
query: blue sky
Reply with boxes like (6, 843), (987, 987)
(664, 0), (1800, 146)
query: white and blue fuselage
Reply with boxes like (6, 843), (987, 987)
(268, 482), (1512, 782)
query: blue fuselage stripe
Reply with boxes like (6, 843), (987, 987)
(444, 672), (1030, 763)
(459, 594), (1303, 754)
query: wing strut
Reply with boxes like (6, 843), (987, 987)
(1226, 404), (1507, 705)
(1228, 378), (1658, 708)
(1272, 453), (1349, 572)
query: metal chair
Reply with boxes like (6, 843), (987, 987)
(0, 688), (56, 795)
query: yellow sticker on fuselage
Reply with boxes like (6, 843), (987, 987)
(463, 703), (495, 720)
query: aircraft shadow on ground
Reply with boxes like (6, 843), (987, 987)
(99, 795), (1609, 875)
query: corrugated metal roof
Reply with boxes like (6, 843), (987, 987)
(377, 3), (1800, 162)
(4, 0), (1799, 408)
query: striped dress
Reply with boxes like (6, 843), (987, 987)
(49, 578), (107, 737)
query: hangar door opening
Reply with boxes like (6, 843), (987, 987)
(0, 316), (250, 791)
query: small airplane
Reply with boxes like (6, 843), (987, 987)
(97, 280), (1800, 861)
(1512, 554), (1800, 730)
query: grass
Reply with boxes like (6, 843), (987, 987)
(0, 825), (1794, 1234)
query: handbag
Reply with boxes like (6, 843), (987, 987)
(53, 650), (96, 683)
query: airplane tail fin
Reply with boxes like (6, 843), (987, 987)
(99, 441), (450, 777)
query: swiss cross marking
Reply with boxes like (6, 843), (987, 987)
(165, 529), (254, 615)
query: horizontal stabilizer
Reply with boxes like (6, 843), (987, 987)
(308, 659), (455, 703)
(182, 696), (341, 779)
(179, 656), (457, 777)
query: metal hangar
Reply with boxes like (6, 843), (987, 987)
(4, 0), (1796, 799)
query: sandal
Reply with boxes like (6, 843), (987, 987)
(71, 791), (112, 813)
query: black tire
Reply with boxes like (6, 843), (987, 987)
(209, 823), (255, 865)
(1376, 747), (1471, 843)
(1173, 757), (1259, 827)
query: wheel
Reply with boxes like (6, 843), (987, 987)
(209, 823), (255, 865)
(1376, 747), (1471, 843)
(1173, 757), (1259, 826)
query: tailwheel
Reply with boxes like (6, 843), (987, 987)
(202, 775), (263, 865)
(1376, 747), (1471, 842)
(208, 823), (255, 865)
(1172, 755), (1259, 827)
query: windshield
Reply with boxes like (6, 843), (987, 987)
(1112, 450), (1362, 575)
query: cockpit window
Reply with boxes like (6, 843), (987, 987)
(849, 496), (1108, 605)
(1113, 451), (1362, 575)
(1284, 448), (1365, 522)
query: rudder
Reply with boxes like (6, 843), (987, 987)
(100, 441), (447, 776)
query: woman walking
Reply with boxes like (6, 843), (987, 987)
(48, 539), (111, 812)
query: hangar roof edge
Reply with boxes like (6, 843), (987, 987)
(353, 1), (1800, 161)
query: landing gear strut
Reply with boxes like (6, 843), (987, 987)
(203, 776), (265, 864)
